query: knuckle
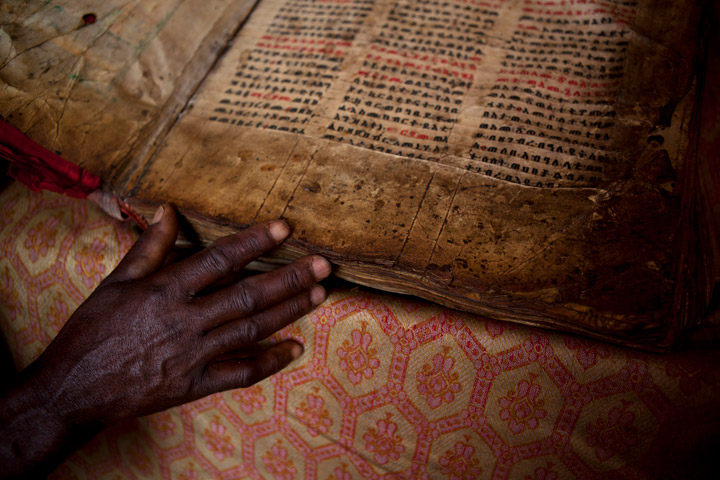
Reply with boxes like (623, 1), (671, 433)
(191, 368), (214, 398)
(164, 321), (184, 343)
(203, 245), (236, 276)
(149, 272), (186, 297)
(146, 279), (168, 295)
(127, 252), (153, 273)
(184, 376), (198, 400)
(235, 367), (252, 388)
(282, 267), (307, 293)
(142, 279), (173, 303)
(238, 230), (268, 256)
(286, 296), (308, 319)
(232, 284), (260, 315)
(239, 318), (260, 344)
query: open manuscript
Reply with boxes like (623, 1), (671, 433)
(1, 0), (715, 349)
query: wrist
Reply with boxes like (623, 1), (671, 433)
(0, 362), (101, 478)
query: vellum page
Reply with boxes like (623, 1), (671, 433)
(0, 0), (258, 185)
(132, 0), (699, 346)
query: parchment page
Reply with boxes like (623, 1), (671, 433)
(131, 0), (701, 346)
(0, 0), (258, 185)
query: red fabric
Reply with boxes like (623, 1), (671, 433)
(0, 119), (100, 199)
(119, 199), (148, 231)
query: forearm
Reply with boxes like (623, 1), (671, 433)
(0, 370), (100, 479)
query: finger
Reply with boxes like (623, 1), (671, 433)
(213, 344), (269, 362)
(192, 256), (331, 330)
(202, 285), (325, 356)
(159, 220), (290, 295)
(199, 340), (303, 395)
(197, 269), (253, 295)
(162, 244), (202, 268)
(105, 205), (179, 283)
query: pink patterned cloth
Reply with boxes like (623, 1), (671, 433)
(1, 181), (719, 479)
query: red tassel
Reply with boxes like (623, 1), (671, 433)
(0, 119), (101, 198)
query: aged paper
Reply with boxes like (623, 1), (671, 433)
(1, 0), (706, 347)
(129, 0), (703, 347)
(0, 0), (258, 184)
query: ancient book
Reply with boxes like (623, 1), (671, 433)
(1, 0), (715, 349)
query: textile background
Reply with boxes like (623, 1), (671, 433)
(1, 181), (718, 479)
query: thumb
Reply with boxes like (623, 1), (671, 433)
(105, 204), (179, 283)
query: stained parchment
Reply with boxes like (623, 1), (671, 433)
(1, 0), (709, 348)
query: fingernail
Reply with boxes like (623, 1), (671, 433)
(290, 342), (303, 360)
(269, 221), (290, 242)
(311, 256), (332, 280)
(151, 205), (164, 225)
(310, 284), (326, 306)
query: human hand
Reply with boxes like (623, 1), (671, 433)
(16, 205), (330, 429)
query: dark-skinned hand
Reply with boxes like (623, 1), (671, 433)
(0, 205), (331, 478)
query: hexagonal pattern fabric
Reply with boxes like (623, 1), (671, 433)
(1, 182), (718, 479)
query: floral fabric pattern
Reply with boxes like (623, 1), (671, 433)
(498, 376), (547, 434)
(438, 441), (483, 479)
(261, 441), (297, 480)
(416, 348), (462, 409)
(203, 418), (235, 462)
(295, 393), (333, 437)
(23, 216), (58, 262)
(1, 181), (719, 479)
(363, 414), (406, 465)
(585, 401), (638, 462)
(336, 323), (381, 385)
(233, 384), (267, 415)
